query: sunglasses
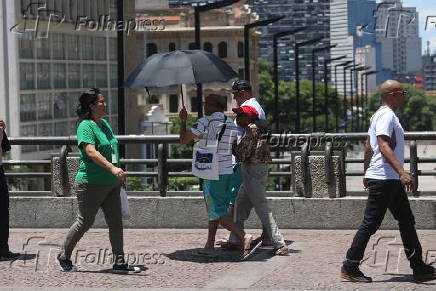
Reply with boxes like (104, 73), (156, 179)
(385, 89), (408, 97)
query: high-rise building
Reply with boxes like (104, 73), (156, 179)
(375, 0), (422, 80)
(422, 55), (436, 91)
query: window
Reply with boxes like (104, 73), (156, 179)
(36, 38), (50, 59)
(38, 123), (53, 151)
(20, 63), (35, 90)
(110, 90), (118, 114)
(66, 35), (80, 60)
(191, 97), (198, 112)
(81, 36), (94, 60)
(95, 37), (107, 60)
(169, 42), (176, 51)
(218, 42), (227, 58)
(54, 92), (68, 119)
(83, 64), (95, 88)
(188, 42), (197, 50)
(109, 38), (117, 60)
(37, 63), (51, 89)
(238, 41), (244, 58)
(96, 65), (108, 88)
(52, 33), (65, 59)
(68, 64), (81, 88)
(146, 43), (157, 57)
(203, 42), (213, 53)
(110, 65), (118, 87)
(53, 64), (66, 88)
(169, 94), (179, 113)
(19, 33), (33, 59)
(55, 122), (69, 136)
(21, 125), (37, 153)
(20, 94), (37, 122)
(37, 94), (53, 120)
(68, 92), (79, 118)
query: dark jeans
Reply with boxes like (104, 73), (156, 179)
(345, 179), (423, 269)
(0, 166), (10, 252)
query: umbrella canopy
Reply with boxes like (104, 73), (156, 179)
(124, 50), (238, 88)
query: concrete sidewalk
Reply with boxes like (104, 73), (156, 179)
(1, 229), (436, 290)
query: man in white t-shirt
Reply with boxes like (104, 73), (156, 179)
(0, 119), (21, 260)
(340, 80), (436, 283)
(179, 94), (258, 259)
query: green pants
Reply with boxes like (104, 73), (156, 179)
(61, 182), (123, 260)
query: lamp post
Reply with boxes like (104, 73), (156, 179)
(343, 64), (354, 131)
(294, 36), (323, 133)
(353, 66), (370, 131)
(349, 64), (363, 132)
(334, 60), (352, 132)
(362, 70), (378, 129)
(323, 55), (347, 132)
(117, 0), (125, 158)
(311, 44), (337, 131)
(245, 15), (285, 82)
(273, 27), (307, 134)
(194, 0), (240, 117)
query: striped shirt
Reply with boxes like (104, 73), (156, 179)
(191, 112), (238, 175)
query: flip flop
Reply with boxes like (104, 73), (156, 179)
(241, 240), (262, 261)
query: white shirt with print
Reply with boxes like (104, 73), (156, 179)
(365, 106), (405, 180)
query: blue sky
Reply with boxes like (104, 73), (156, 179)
(399, 0), (436, 53)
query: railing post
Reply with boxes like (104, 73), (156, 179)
(56, 145), (72, 197)
(157, 143), (168, 197)
(324, 142), (333, 186)
(410, 140), (419, 197)
(301, 142), (311, 197)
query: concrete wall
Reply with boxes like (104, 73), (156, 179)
(10, 196), (436, 229)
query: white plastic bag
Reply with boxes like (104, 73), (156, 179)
(120, 187), (131, 220)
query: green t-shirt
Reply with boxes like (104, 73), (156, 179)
(75, 118), (120, 185)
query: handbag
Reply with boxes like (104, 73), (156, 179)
(192, 116), (227, 180)
(120, 187), (131, 220)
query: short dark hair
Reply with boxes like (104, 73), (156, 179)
(76, 88), (102, 120)
(231, 80), (252, 93)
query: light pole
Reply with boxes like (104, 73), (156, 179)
(334, 60), (352, 132)
(349, 64), (364, 132)
(311, 44), (337, 131)
(294, 36), (323, 133)
(273, 27), (307, 134)
(343, 64), (354, 131)
(362, 70), (378, 129)
(117, 0), (125, 158)
(323, 55), (347, 132)
(245, 15), (285, 82)
(194, 0), (240, 117)
(353, 66), (370, 131)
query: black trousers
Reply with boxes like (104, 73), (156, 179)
(345, 179), (423, 269)
(0, 166), (9, 252)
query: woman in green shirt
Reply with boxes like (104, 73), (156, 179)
(57, 88), (138, 273)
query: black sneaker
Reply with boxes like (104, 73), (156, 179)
(0, 251), (21, 260)
(340, 265), (372, 283)
(413, 263), (436, 281)
(57, 253), (78, 272)
(112, 263), (141, 274)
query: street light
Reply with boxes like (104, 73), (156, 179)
(194, 0), (240, 117)
(349, 64), (363, 132)
(343, 64), (354, 132)
(362, 70), (378, 129)
(353, 66), (371, 131)
(117, 0), (125, 158)
(311, 44), (337, 131)
(323, 55), (347, 132)
(273, 27), (307, 134)
(334, 60), (352, 132)
(294, 36), (323, 133)
(245, 15), (285, 83)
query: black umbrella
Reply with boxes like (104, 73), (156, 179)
(125, 50), (237, 107)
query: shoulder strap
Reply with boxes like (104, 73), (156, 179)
(217, 116), (228, 142)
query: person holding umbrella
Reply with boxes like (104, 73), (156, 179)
(179, 94), (260, 260)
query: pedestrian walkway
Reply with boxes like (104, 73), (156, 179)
(1, 229), (436, 290)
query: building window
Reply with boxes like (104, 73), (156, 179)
(36, 39), (50, 59)
(169, 42), (176, 51)
(37, 94), (53, 120)
(95, 37), (107, 60)
(169, 94), (179, 113)
(83, 64), (95, 88)
(37, 63), (51, 89)
(21, 125), (37, 153)
(146, 43), (158, 57)
(38, 123), (54, 151)
(110, 90), (118, 114)
(188, 42), (197, 50)
(66, 35), (79, 60)
(19, 34), (33, 59)
(218, 42), (227, 58)
(68, 92), (78, 118)
(203, 42), (213, 53)
(96, 65), (108, 88)
(53, 64), (66, 88)
(110, 65), (118, 87)
(52, 33), (65, 59)
(53, 92), (68, 119)
(68, 64), (81, 88)
(191, 97), (198, 112)
(81, 36), (94, 60)
(238, 41), (244, 58)
(20, 63), (35, 90)
(109, 38), (117, 60)
(55, 121), (69, 137)
(20, 94), (37, 122)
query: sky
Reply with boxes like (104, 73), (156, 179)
(399, 0), (436, 53)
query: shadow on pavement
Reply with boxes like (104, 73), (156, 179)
(77, 265), (148, 276)
(374, 274), (436, 285)
(0, 253), (37, 262)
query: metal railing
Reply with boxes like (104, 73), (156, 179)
(5, 132), (436, 197)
